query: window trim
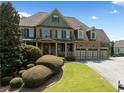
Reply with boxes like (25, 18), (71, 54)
(28, 28), (34, 38)
(66, 31), (71, 39)
(90, 31), (96, 40)
(52, 15), (59, 23)
(78, 30), (84, 39)
(42, 28), (50, 39)
(57, 30), (62, 39)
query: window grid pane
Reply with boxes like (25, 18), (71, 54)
(29, 28), (34, 38)
(42, 29), (50, 38)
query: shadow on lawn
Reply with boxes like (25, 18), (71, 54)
(19, 68), (63, 92)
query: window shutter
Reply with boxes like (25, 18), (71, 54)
(56, 30), (57, 38)
(27, 28), (29, 37)
(24, 29), (26, 38)
(50, 30), (52, 38)
(70, 31), (72, 40)
(34, 28), (36, 38)
(40, 29), (42, 38)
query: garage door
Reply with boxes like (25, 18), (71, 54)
(76, 49), (86, 60)
(100, 49), (108, 59)
(87, 49), (98, 60)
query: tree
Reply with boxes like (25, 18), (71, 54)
(0, 2), (23, 77)
(110, 41), (114, 56)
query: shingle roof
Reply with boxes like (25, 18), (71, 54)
(19, 12), (89, 30)
(114, 40), (124, 47)
(19, 10), (110, 42)
(64, 17), (89, 30)
(19, 12), (48, 27)
(96, 29), (110, 42)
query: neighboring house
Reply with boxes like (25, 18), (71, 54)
(114, 40), (124, 56)
(19, 8), (110, 60)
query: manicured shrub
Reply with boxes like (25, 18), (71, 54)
(22, 44), (42, 65)
(18, 70), (26, 76)
(1, 76), (13, 86)
(65, 56), (76, 61)
(26, 64), (35, 69)
(58, 57), (65, 61)
(22, 65), (53, 88)
(10, 77), (23, 88)
(36, 55), (64, 71)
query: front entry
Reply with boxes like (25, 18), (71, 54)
(43, 43), (49, 55)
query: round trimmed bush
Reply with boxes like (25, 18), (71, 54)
(10, 77), (23, 88)
(26, 64), (35, 68)
(36, 55), (64, 71)
(22, 44), (42, 65)
(22, 65), (53, 88)
(19, 70), (26, 76)
(1, 76), (13, 86)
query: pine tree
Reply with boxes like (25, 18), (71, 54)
(0, 2), (22, 77)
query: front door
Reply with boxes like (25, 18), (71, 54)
(43, 44), (49, 55)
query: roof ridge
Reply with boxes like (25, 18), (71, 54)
(37, 12), (48, 14)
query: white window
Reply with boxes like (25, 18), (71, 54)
(52, 15), (59, 22)
(28, 28), (34, 38)
(66, 31), (71, 39)
(42, 28), (50, 38)
(91, 32), (96, 39)
(57, 31), (62, 39)
(78, 30), (84, 39)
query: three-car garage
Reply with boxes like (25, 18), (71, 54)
(75, 48), (109, 60)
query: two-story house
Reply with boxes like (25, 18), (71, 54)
(19, 8), (110, 60)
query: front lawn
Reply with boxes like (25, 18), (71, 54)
(43, 62), (117, 92)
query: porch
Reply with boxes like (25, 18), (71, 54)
(24, 41), (75, 56)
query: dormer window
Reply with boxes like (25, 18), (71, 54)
(91, 31), (96, 40)
(52, 15), (59, 22)
(78, 30), (84, 39)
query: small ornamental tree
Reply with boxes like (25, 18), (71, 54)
(0, 2), (23, 77)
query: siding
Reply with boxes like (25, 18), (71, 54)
(41, 11), (71, 28)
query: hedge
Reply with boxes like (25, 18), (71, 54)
(65, 56), (76, 61)
(1, 76), (13, 86)
(22, 65), (53, 88)
(36, 55), (64, 71)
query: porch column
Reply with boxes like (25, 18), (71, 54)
(56, 43), (58, 56)
(49, 43), (51, 54)
(73, 43), (76, 56)
(36, 42), (38, 47)
(65, 43), (67, 56)
(24, 41), (26, 45)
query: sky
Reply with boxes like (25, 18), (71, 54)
(1, 1), (124, 41)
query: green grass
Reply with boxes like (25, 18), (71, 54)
(43, 62), (117, 92)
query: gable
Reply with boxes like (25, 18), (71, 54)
(40, 9), (72, 28)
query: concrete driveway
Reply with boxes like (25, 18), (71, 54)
(84, 57), (124, 91)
